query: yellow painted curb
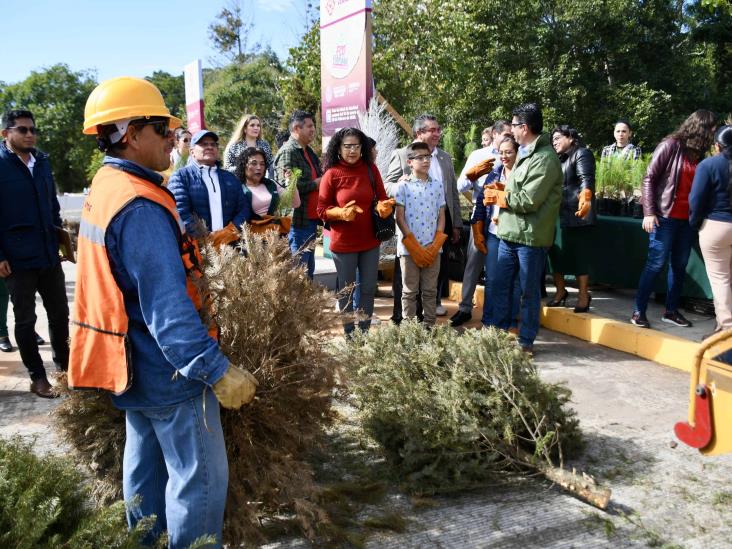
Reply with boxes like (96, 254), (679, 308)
(448, 280), (699, 373)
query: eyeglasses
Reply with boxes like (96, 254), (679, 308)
(341, 143), (362, 150)
(131, 119), (170, 137)
(421, 127), (442, 134)
(8, 126), (38, 135)
(409, 155), (432, 161)
(247, 161), (266, 167)
(510, 122), (525, 128)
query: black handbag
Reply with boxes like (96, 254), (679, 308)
(366, 163), (396, 242)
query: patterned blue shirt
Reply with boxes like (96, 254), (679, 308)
(395, 175), (446, 256)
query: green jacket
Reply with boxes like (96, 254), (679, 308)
(497, 133), (562, 248)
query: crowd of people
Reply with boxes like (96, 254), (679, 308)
(0, 73), (730, 547)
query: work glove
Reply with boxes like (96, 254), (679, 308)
(210, 222), (240, 248)
(472, 221), (487, 254)
(212, 365), (259, 409)
(325, 200), (363, 222)
(483, 188), (508, 208)
(277, 216), (292, 235)
(465, 158), (495, 182)
(486, 181), (505, 191)
(424, 231), (448, 265)
(376, 198), (396, 218)
(248, 215), (275, 235)
(402, 233), (432, 268)
(575, 188), (593, 218)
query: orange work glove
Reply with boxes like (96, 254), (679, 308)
(210, 222), (239, 248)
(483, 188), (508, 208)
(424, 231), (448, 265)
(465, 158), (495, 181)
(325, 200), (364, 222)
(277, 216), (292, 235)
(575, 188), (593, 218)
(472, 221), (487, 254)
(402, 233), (432, 268)
(376, 198), (396, 218)
(486, 181), (505, 191)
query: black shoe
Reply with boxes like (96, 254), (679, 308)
(573, 294), (592, 313)
(35, 333), (45, 345)
(546, 289), (568, 307)
(450, 311), (472, 327)
(662, 311), (692, 327)
(630, 311), (650, 328)
(0, 336), (13, 352)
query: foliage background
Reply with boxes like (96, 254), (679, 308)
(0, 0), (729, 191)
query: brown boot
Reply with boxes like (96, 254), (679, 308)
(30, 377), (58, 399)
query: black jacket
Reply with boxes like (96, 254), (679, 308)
(558, 145), (596, 228)
(0, 141), (62, 270)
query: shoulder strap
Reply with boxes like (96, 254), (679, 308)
(366, 162), (377, 205)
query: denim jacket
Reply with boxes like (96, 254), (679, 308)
(102, 158), (229, 409)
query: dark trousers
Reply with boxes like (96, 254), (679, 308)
(436, 207), (456, 303)
(5, 263), (69, 380)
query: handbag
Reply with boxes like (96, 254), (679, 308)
(366, 163), (396, 242)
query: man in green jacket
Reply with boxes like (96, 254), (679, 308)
(483, 103), (562, 353)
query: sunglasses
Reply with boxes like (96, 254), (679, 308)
(131, 119), (170, 137)
(8, 125), (38, 135)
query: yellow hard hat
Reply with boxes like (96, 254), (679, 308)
(83, 76), (182, 135)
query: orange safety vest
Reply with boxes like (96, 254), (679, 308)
(68, 165), (214, 395)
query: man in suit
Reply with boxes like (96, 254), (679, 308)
(384, 114), (462, 322)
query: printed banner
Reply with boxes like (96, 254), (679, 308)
(320, 0), (373, 142)
(184, 59), (205, 133)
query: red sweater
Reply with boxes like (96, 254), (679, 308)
(317, 160), (388, 253)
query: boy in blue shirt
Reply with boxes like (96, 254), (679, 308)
(395, 142), (447, 326)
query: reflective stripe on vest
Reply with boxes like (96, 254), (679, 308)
(68, 165), (210, 394)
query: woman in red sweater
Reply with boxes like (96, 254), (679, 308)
(317, 128), (395, 335)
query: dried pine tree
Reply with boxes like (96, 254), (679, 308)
(201, 230), (339, 543)
(55, 229), (340, 544)
(340, 321), (609, 508)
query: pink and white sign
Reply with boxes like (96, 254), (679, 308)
(320, 0), (373, 141)
(184, 59), (206, 133)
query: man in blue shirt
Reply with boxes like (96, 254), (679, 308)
(72, 77), (257, 548)
(0, 109), (69, 398)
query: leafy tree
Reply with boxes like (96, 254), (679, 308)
(145, 70), (187, 122)
(203, 51), (285, 143)
(0, 64), (97, 192)
(208, 0), (257, 64)
(280, 22), (321, 127)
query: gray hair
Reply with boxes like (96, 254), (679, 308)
(413, 113), (438, 135)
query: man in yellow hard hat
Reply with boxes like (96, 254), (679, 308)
(68, 76), (257, 548)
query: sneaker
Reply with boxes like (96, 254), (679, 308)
(450, 311), (472, 327)
(662, 311), (692, 327)
(630, 311), (650, 328)
(435, 305), (447, 316)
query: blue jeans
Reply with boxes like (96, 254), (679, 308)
(634, 216), (693, 314)
(332, 245), (380, 333)
(289, 220), (318, 279)
(482, 233), (520, 327)
(123, 390), (228, 548)
(490, 239), (546, 348)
